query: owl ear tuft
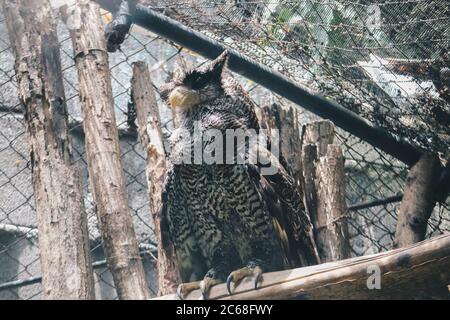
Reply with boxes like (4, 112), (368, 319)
(209, 50), (229, 78)
(173, 55), (192, 81)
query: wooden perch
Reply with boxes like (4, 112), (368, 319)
(61, 0), (150, 300)
(153, 233), (450, 300)
(394, 153), (442, 248)
(132, 61), (182, 296)
(3, 0), (95, 299)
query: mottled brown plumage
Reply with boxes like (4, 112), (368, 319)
(160, 51), (319, 298)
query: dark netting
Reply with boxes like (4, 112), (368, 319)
(148, 0), (450, 158)
(0, 1), (448, 299)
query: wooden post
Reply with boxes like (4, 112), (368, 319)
(394, 153), (441, 248)
(131, 61), (182, 295)
(259, 103), (302, 185)
(302, 120), (335, 157)
(153, 234), (450, 300)
(301, 144), (318, 238)
(61, 0), (150, 300)
(3, 0), (95, 299)
(302, 120), (351, 262)
(315, 145), (351, 261)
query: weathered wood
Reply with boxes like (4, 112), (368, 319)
(132, 61), (182, 296)
(302, 120), (335, 157)
(394, 153), (442, 248)
(301, 144), (318, 237)
(153, 234), (450, 300)
(61, 0), (150, 300)
(301, 120), (350, 262)
(3, 0), (95, 299)
(315, 145), (351, 262)
(260, 103), (303, 185)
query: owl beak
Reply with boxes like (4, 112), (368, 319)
(168, 86), (200, 109)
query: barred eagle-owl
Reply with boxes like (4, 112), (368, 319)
(160, 51), (319, 299)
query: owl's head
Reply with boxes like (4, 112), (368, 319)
(160, 51), (229, 110)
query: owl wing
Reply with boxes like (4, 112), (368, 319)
(199, 100), (320, 267)
(247, 145), (320, 267)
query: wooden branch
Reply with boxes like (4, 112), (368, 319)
(3, 0), (94, 299)
(394, 153), (442, 248)
(61, 0), (150, 300)
(132, 61), (182, 296)
(315, 145), (351, 262)
(153, 234), (450, 300)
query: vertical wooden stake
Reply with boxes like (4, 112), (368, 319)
(315, 145), (351, 262)
(132, 61), (181, 295)
(394, 153), (441, 248)
(61, 0), (150, 300)
(259, 103), (302, 185)
(3, 0), (95, 299)
(302, 120), (351, 262)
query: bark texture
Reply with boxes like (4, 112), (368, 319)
(301, 144), (318, 228)
(302, 120), (351, 262)
(394, 153), (441, 248)
(259, 103), (303, 185)
(302, 120), (335, 157)
(315, 145), (351, 262)
(154, 234), (450, 300)
(61, 0), (150, 300)
(3, 0), (95, 299)
(132, 61), (182, 295)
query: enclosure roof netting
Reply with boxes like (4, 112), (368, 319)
(136, 0), (450, 160)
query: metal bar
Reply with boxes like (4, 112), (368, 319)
(0, 251), (155, 292)
(347, 194), (403, 211)
(97, 1), (423, 167)
(0, 260), (109, 291)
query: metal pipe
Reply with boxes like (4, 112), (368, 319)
(97, 1), (423, 167)
(347, 194), (403, 211)
(0, 260), (107, 292)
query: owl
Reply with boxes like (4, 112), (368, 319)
(159, 51), (319, 299)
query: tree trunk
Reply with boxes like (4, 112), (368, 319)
(301, 120), (351, 262)
(61, 0), (150, 300)
(132, 61), (182, 295)
(3, 0), (95, 299)
(315, 145), (351, 262)
(394, 153), (441, 248)
(154, 234), (450, 300)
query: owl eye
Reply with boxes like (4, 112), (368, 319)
(190, 74), (209, 90)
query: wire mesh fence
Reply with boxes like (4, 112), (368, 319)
(0, 1), (449, 299)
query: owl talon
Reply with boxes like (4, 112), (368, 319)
(176, 281), (202, 300)
(226, 262), (264, 295)
(254, 269), (262, 290)
(199, 276), (221, 300)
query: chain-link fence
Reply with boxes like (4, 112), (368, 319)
(0, 0), (449, 299)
